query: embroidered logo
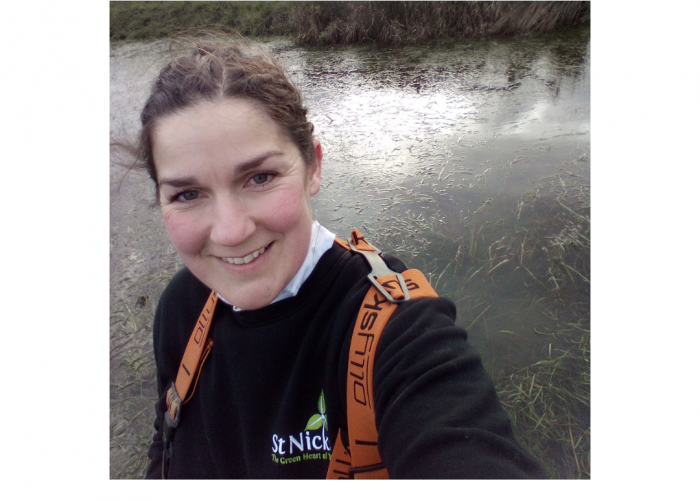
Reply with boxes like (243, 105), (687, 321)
(271, 391), (332, 465)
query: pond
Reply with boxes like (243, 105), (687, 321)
(110, 28), (590, 478)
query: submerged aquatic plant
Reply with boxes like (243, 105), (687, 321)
(371, 161), (591, 479)
(496, 332), (590, 479)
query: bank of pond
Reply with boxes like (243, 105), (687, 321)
(110, 1), (590, 46)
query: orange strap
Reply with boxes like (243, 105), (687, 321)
(166, 291), (218, 427)
(327, 230), (437, 479)
(326, 432), (353, 479)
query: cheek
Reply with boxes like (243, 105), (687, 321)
(162, 210), (207, 255)
(260, 187), (311, 232)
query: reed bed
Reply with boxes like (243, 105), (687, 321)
(292, 1), (590, 46)
(110, 1), (590, 45)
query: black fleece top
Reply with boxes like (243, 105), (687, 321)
(146, 243), (545, 479)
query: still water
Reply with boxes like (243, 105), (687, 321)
(110, 29), (589, 477)
(276, 31), (590, 375)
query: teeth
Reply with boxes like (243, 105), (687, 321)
(223, 245), (267, 265)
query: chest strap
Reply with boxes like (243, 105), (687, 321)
(327, 229), (437, 479)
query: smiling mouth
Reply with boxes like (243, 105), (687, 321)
(221, 244), (270, 265)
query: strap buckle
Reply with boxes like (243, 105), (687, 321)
(164, 382), (182, 435)
(161, 382), (182, 479)
(348, 239), (411, 304)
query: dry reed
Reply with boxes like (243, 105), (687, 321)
(110, 2), (590, 45)
(290, 1), (590, 46)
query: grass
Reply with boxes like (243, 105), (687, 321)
(110, 1), (294, 41)
(110, 1), (590, 45)
(463, 174), (589, 477)
(496, 331), (590, 478)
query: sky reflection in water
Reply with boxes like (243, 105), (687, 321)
(272, 33), (590, 374)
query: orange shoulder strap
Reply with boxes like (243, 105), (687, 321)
(165, 291), (218, 429)
(327, 229), (437, 479)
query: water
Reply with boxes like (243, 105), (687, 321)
(110, 29), (590, 477)
(270, 31), (590, 376)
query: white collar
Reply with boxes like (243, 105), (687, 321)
(218, 221), (336, 312)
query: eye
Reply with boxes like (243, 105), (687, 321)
(249, 173), (274, 186)
(173, 190), (199, 202)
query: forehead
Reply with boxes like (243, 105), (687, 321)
(154, 98), (279, 144)
(151, 98), (293, 171)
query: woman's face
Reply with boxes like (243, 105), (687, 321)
(152, 98), (322, 310)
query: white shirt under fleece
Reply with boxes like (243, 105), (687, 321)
(217, 221), (336, 312)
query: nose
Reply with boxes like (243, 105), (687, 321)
(209, 194), (256, 247)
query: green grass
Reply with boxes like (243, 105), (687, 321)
(110, 1), (294, 41)
(496, 331), (590, 478)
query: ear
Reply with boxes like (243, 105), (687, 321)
(308, 138), (323, 196)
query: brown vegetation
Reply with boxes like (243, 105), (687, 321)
(291, 1), (589, 45)
(110, 1), (590, 45)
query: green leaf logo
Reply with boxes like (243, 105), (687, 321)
(318, 391), (326, 414)
(305, 391), (329, 432)
(305, 414), (324, 431)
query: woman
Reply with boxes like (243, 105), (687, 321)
(137, 39), (545, 479)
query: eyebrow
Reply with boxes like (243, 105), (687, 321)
(158, 151), (284, 188)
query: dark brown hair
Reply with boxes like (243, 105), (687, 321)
(136, 39), (315, 199)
